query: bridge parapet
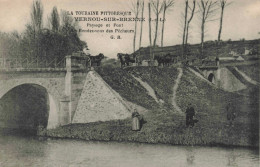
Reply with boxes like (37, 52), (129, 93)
(0, 52), (90, 71)
(66, 52), (89, 71)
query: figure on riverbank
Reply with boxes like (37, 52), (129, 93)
(131, 109), (145, 131)
(132, 109), (140, 131)
(185, 104), (197, 127)
(226, 102), (236, 125)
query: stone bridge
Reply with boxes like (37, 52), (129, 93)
(199, 66), (220, 85)
(0, 52), (132, 130)
(198, 65), (247, 92)
(0, 53), (89, 129)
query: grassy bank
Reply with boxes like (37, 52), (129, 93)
(43, 67), (259, 147)
(236, 62), (260, 82)
(95, 67), (159, 110)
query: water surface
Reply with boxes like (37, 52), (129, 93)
(0, 134), (259, 167)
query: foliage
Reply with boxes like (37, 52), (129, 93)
(49, 6), (60, 32)
(31, 0), (43, 33)
(0, 1), (86, 62)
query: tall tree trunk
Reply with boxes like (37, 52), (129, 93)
(185, 0), (196, 58)
(185, 25), (189, 48)
(139, 1), (144, 49)
(218, 5), (224, 43)
(182, 0), (188, 59)
(201, 19), (205, 58)
(153, 0), (159, 48)
(148, 2), (152, 59)
(161, 3), (166, 47)
(133, 0), (140, 53)
(133, 19), (137, 52)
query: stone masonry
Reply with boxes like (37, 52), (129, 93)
(72, 71), (131, 123)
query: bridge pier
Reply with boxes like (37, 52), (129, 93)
(59, 96), (71, 126)
(65, 53), (89, 124)
(216, 68), (221, 87)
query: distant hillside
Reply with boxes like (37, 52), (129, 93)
(135, 39), (260, 61)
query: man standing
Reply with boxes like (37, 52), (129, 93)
(226, 102), (236, 126)
(186, 103), (195, 127)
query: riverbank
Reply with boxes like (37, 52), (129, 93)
(41, 67), (259, 148)
(40, 111), (258, 147)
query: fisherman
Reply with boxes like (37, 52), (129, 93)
(226, 102), (236, 126)
(186, 103), (195, 127)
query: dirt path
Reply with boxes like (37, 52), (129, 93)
(172, 68), (183, 113)
(131, 75), (160, 103)
(234, 67), (260, 86)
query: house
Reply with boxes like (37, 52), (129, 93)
(229, 50), (239, 57)
(244, 48), (253, 55)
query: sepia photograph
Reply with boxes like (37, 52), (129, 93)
(0, 0), (259, 166)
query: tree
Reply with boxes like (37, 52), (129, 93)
(0, 31), (21, 59)
(26, 0), (44, 59)
(218, 0), (231, 44)
(131, 0), (141, 52)
(148, 1), (152, 59)
(182, 0), (196, 59)
(161, 0), (174, 47)
(139, 0), (144, 49)
(197, 0), (218, 58)
(1, 1), (86, 68)
(31, 0), (43, 34)
(182, 0), (188, 58)
(185, 0), (196, 57)
(49, 6), (60, 32)
(151, 0), (163, 47)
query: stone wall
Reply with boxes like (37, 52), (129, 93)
(72, 71), (131, 123)
(218, 67), (247, 92)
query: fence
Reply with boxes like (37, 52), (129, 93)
(0, 57), (66, 69)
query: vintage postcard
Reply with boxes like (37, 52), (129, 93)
(0, 0), (259, 166)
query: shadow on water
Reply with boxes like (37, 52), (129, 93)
(0, 128), (37, 137)
(0, 84), (49, 137)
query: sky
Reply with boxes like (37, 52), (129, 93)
(0, 0), (259, 58)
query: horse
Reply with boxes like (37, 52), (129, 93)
(154, 53), (174, 66)
(117, 53), (136, 67)
(89, 53), (104, 66)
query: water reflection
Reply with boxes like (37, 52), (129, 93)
(227, 149), (238, 167)
(0, 134), (259, 167)
(186, 147), (195, 166)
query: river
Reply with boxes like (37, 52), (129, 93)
(0, 134), (259, 167)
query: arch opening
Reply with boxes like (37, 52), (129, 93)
(0, 84), (58, 135)
(208, 73), (215, 83)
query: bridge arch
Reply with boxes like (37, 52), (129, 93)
(208, 73), (215, 83)
(0, 82), (60, 129)
(0, 79), (62, 101)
